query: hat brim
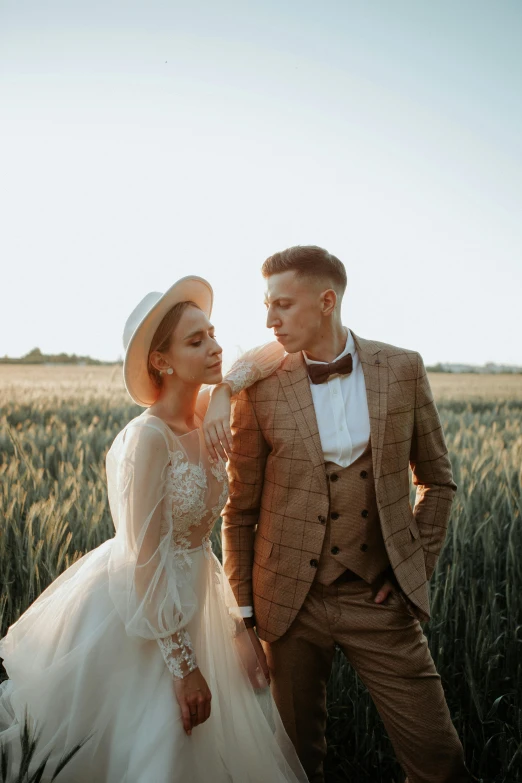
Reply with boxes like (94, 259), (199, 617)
(123, 276), (213, 407)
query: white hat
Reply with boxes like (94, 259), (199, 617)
(123, 276), (213, 407)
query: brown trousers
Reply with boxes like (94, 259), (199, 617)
(262, 579), (470, 783)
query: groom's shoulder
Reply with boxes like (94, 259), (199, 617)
(355, 334), (422, 375)
(242, 353), (292, 404)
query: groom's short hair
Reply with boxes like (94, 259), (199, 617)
(261, 245), (347, 296)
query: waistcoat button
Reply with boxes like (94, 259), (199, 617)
(330, 512), (339, 520)
(361, 509), (369, 518)
(360, 543), (368, 552)
(318, 515), (326, 524)
(310, 559), (319, 568)
(330, 474), (339, 482)
(360, 470), (368, 478)
(331, 546), (340, 555)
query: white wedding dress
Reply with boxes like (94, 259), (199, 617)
(0, 345), (307, 782)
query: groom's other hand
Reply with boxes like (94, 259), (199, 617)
(234, 625), (270, 689)
(374, 580), (395, 604)
(247, 628), (271, 687)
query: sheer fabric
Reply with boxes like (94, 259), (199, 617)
(0, 342), (309, 782)
(107, 417), (231, 678)
(221, 340), (284, 397)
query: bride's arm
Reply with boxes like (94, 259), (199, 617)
(198, 341), (285, 461)
(108, 423), (198, 668)
(107, 421), (212, 733)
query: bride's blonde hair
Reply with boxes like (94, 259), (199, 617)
(147, 300), (200, 388)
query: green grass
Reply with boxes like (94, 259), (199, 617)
(1, 399), (521, 782)
(1, 714), (89, 782)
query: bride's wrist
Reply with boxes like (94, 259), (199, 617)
(210, 381), (233, 398)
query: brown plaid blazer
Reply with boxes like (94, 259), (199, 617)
(222, 334), (457, 643)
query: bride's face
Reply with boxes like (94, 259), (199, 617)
(164, 306), (223, 385)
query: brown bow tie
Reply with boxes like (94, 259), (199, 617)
(307, 353), (353, 385)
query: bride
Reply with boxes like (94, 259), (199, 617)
(0, 276), (307, 782)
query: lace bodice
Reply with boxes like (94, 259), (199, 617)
(161, 443), (227, 554)
(106, 341), (284, 680)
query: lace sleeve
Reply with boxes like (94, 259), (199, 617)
(223, 341), (285, 396)
(106, 419), (200, 680)
(157, 630), (198, 679)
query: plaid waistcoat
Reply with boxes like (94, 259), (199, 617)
(315, 443), (389, 586)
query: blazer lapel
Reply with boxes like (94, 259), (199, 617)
(276, 353), (327, 484)
(352, 333), (388, 480)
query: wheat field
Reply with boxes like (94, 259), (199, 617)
(0, 365), (521, 782)
(2, 364), (522, 405)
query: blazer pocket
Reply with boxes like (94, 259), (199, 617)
(409, 520), (420, 540)
(254, 535), (274, 562)
(388, 402), (412, 415)
(392, 524), (418, 548)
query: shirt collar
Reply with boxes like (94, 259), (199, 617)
(303, 329), (355, 366)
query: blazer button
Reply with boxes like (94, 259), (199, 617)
(331, 512), (339, 520)
(318, 515), (326, 524)
(331, 546), (340, 555)
(360, 470), (368, 479)
(310, 559), (319, 568)
(360, 543), (368, 552)
(361, 509), (369, 518)
(330, 474), (339, 482)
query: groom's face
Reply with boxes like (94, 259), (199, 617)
(264, 271), (325, 353)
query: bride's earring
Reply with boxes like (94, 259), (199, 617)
(166, 368), (174, 375)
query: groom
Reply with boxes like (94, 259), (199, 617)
(222, 246), (471, 783)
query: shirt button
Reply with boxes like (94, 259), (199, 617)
(331, 546), (340, 555)
(331, 512), (339, 520)
(361, 509), (369, 518)
(360, 470), (368, 479)
(330, 474), (339, 482)
(360, 544), (368, 552)
(318, 515), (326, 524)
(310, 559), (319, 568)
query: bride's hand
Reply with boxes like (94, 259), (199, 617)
(202, 383), (233, 462)
(173, 668), (212, 735)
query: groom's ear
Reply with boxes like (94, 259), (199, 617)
(320, 288), (337, 317)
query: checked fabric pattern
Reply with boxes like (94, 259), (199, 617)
(221, 333), (457, 643)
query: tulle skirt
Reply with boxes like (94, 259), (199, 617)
(0, 540), (306, 782)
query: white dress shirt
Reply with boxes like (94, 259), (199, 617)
(303, 329), (370, 467)
(240, 330), (370, 618)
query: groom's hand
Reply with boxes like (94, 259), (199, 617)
(246, 628), (271, 688)
(374, 579), (395, 604)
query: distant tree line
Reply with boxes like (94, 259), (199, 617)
(1, 350), (519, 373)
(0, 348), (119, 366)
(427, 362), (522, 374)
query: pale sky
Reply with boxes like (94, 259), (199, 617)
(0, 0), (521, 367)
